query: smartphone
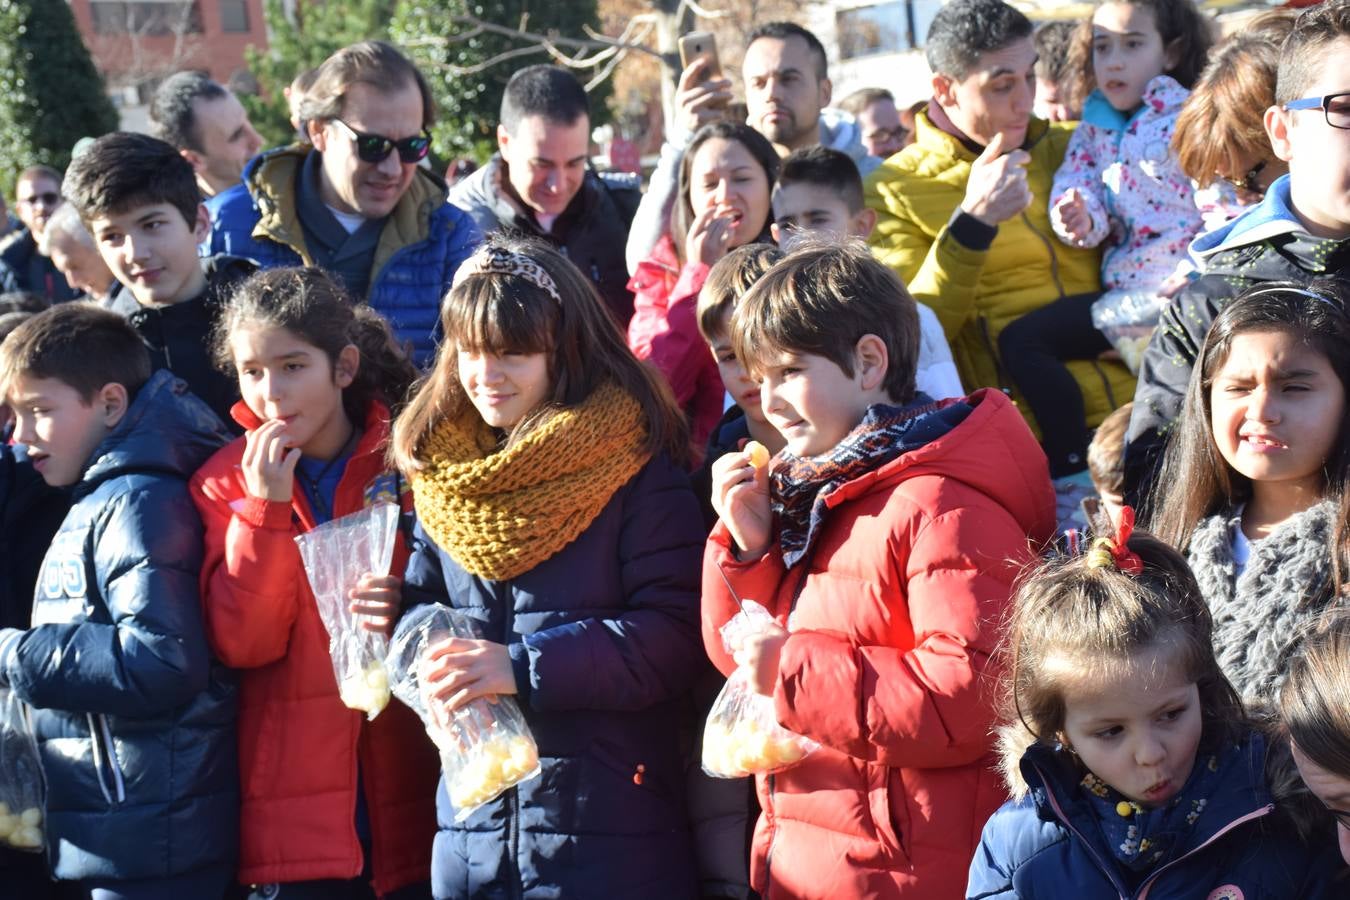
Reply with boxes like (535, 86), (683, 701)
(678, 31), (723, 82)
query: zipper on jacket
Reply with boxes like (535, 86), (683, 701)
(1020, 211), (1067, 299)
(502, 580), (524, 900)
(1035, 764), (1132, 899)
(1132, 804), (1273, 900)
(87, 713), (127, 805)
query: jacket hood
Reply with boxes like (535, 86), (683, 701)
(80, 369), (231, 496)
(823, 389), (1056, 547)
(1191, 175), (1304, 258)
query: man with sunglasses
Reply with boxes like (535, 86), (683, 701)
(207, 40), (481, 366)
(450, 65), (642, 326)
(1123, 0), (1350, 510)
(0, 166), (78, 302)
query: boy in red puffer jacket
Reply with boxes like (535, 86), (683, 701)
(704, 241), (1056, 899)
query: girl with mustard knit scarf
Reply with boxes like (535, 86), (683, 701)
(389, 237), (707, 900)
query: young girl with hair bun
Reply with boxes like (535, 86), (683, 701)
(192, 266), (440, 899)
(390, 236), (705, 899)
(967, 519), (1342, 898)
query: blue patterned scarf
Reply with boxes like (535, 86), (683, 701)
(770, 395), (972, 569)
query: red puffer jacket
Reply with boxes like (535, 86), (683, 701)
(190, 400), (440, 894)
(702, 390), (1056, 900)
(627, 234), (723, 461)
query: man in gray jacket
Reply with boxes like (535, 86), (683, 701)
(449, 65), (641, 325)
(625, 21), (879, 273)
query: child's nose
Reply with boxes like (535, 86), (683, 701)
(1246, 388), (1280, 423)
(1134, 734), (1166, 767)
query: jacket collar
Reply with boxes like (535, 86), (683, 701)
(229, 396), (392, 463)
(917, 106), (1050, 161)
(245, 144), (450, 280)
(1080, 75), (1188, 132)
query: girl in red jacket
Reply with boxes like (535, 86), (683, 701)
(705, 242), (1057, 899)
(191, 267), (441, 899)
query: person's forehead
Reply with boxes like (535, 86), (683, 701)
(507, 113), (590, 154)
(1297, 39), (1350, 98)
(743, 35), (818, 76)
(966, 37), (1037, 83)
(193, 91), (246, 131)
(774, 181), (848, 214)
(338, 80), (425, 134)
(17, 174), (59, 198)
(860, 98), (901, 129)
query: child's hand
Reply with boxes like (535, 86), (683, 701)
(711, 444), (772, 558)
(242, 419), (300, 502)
(685, 205), (736, 267)
(730, 620), (788, 696)
(422, 636), (517, 713)
(348, 573), (401, 636)
(1052, 188), (1092, 244)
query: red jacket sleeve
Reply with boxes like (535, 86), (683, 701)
(627, 259), (711, 408)
(700, 522), (789, 677)
(191, 468), (305, 669)
(773, 502), (1027, 769)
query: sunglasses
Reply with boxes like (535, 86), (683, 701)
(1283, 91), (1350, 130)
(330, 118), (431, 164)
(17, 191), (60, 207)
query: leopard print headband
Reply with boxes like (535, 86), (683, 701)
(452, 245), (562, 305)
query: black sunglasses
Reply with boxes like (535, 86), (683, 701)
(1219, 160), (1269, 196)
(330, 118), (431, 164)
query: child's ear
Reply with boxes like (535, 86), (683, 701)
(770, 222), (783, 244)
(334, 344), (360, 390)
(96, 382), (129, 428)
(850, 208), (877, 240)
(1264, 105), (1295, 163)
(854, 333), (889, 391)
(192, 203), (210, 242)
(1162, 38), (1184, 76)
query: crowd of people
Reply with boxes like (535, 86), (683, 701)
(0, 0), (1349, 897)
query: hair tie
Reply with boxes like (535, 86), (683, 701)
(452, 244), (562, 305)
(1085, 505), (1144, 575)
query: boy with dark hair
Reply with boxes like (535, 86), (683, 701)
(704, 242), (1055, 899)
(771, 150), (964, 400)
(63, 131), (253, 429)
(1124, 0), (1350, 506)
(450, 64), (641, 324)
(0, 303), (237, 897)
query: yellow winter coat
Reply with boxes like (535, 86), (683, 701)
(865, 111), (1134, 437)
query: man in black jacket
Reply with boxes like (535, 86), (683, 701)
(1123, 0), (1350, 508)
(449, 65), (641, 326)
(0, 166), (77, 302)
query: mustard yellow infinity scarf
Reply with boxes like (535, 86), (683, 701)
(411, 381), (649, 580)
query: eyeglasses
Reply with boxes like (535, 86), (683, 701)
(1283, 91), (1350, 130)
(329, 118), (431, 164)
(17, 191), (60, 208)
(1219, 160), (1270, 197)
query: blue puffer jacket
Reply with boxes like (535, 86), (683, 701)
(397, 454), (705, 900)
(206, 145), (482, 366)
(966, 732), (1346, 899)
(0, 371), (238, 882)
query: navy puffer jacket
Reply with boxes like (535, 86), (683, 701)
(398, 454), (705, 900)
(966, 732), (1346, 899)
(0, 371), (238, 881)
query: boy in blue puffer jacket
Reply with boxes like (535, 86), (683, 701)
(0, 304), (238, 898)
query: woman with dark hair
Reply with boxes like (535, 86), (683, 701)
(627, 122), (780, 461)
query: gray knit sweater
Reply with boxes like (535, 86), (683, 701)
(1187, 500), (1336, 703)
